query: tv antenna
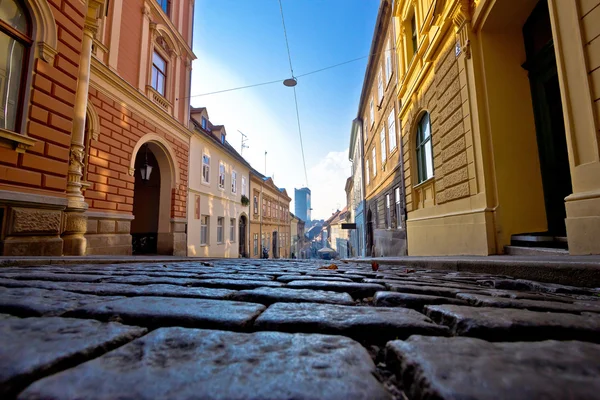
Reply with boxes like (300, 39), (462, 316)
(238, 130), (249, 156)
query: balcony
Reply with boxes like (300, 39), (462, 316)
(146, 85), (172, 115)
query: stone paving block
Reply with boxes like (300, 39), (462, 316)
(477, 278), (595, 295)
(285, 280), (385, 299)
(386, 336), (600, 400)
(425, 304), (600, 342)
(0, 287), (122, 317)
(254, 302), (448, 343)
(100, 275), (204, 286)
(0, 314), (146, 397)
(276, 275), (353, 283)
(230, 287), (354, 305)
(0, 273), (106, 283)
(456, 293), (600, 314)
(0, 279), (236, 299)
(373, 291), (468, 311)
(64, 296), (265, 331)
(386, 283), (467, 298)
(18, 328), (391, 400)
(191, 278), (284, 290)
(197, 273), (274, 281)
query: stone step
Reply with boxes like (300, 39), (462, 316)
(504, 245), (569, 256)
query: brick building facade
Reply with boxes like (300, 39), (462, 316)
(0, 0), (195, 256)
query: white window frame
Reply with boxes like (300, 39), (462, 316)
(377, 71), (383, 103)
(230, 218), (235, 242)
(217, 217), (224, 243)
(366, 159), (370, 185)
(372, 148), (377, 177)
(385, 40), (393, 85)
(380, 126), (387, 165)
(241, 176), (247, 196)
(202, 153), (210, 184)
(363, 119), (368, 141)
(369, 98), (375, 127)
(200, 215), (209, 245)
(218, 162), (225, 189)
(151, 50), (167, 96)
(231, 170), (237, 194)
(388, 109), (397, 152)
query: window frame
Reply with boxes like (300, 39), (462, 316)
(366, 159), (370, 185)
(241, 176), (247, 196)
(369, 98), (375, 127)
(218, 161), (225, 189)
(0, 3), (33, 135)
(385, 193), (391, 229)
(231, 170), (237, 194)
(151, 50), (167, 97)
(395, 187), (402, 229)
(388, 109), (397, 152)
(410, 14), (418, 57)
(385, 40), (393, 84)
(201, 153), (210, 184)
(372, 147), (377, 177)
(217, 217), (224, 244)
(416, 112), (434, 184)
(156, 0), (171, 17)
(253, 233), (258, 255)
(253, 195), (258, 214)
(380, 126), (387, 165)
(200, 215), (209, 245)
(377, 70), (384, 104)
(229, 218), (235, 242)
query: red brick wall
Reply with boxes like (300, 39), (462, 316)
(117, 0), (143, 88)
(85, 89), (189, 219)
(0, 0), (85, 195)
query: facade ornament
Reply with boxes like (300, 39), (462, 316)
(128, 167), (135, 176)
(38, 42), (58, 64)
(452, 0), (472, 59)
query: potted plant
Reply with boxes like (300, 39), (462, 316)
(241, 194), (250, 206)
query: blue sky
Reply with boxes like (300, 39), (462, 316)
(191, 0), (379, 220)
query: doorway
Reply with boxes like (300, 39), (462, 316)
(132, 145), (160, 254)
(523, 0), (572, 236)
(272, 231), (278, 258)
(239, 215), (247, 257)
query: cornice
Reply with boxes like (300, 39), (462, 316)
(90, 57), (191, 142)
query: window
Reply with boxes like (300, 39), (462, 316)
(369, 98), (375, 127)
(385, 40), (392, 83)
(201, 117), (207, 129)
(151, 51), (167, 96)
(0, 0), (31, 132)
(380, 126), (387, 165)
(218, 162), (225, 189)
(385, 194), (391, 229)
(388, 110), (397, 151)
(242, 176), (247, 196)
(253, 233), (258, 255)
(253, 195), (258, 214)
(217, 217), (224, 243)
(157, 0), (171, 16)
(231, 170), (237, 194)
(267, 200), (271, 217)
(202, 153), (210, 183)
(377, 71), (383, 103)
(410, 15), (418, 57)
(200, 215), (209, 245)
(220, 133), (225, 144)
(363, 119), (368, 141)
(372, 148), (377, 177)
(230, 218), (235, 242)
(395, 187), (402, 229)
(262, 199), (266, 215)
(366, 159), (370, 185)
(416, 112), (434, 183)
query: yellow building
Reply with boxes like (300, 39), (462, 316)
(393, 0), (600, 255)
(249, 170), (291, 259)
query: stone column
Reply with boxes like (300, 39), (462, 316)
(62, 0), (106, 256)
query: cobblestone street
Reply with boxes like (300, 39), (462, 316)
(1, 259), (600, 399)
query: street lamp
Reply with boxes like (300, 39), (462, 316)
(139, 144), (153, 181)
(283, 77), (297, 87)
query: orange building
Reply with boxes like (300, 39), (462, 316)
(0, 0), (195, 256)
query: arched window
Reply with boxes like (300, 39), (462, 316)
(0, 0), (31, 132)
(416, 112), (433, 183)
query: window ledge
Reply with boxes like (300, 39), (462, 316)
(414, 176), (435, 189)
(0, 129), (37, 153)
(146, 85), (172, 114)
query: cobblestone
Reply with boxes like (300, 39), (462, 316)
(0, 259), (599, 399)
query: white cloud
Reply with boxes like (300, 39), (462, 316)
(307, 149), (350, 220)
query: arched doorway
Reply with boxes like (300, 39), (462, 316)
(238, 215), (247, 257)
(132, 144), (160, 254)
(366, 209), (373, 257)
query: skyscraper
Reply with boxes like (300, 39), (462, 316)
(295, 188), (311, 222)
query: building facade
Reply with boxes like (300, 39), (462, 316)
(348, 118), (366, 257)
(294, 187), (311, 223)
(249, 170), (291, 259)
(360, 0), (407, 257)
(0, 0), (195, 256)
(393, 0), (600, 255)
(186, 108), (251, 258)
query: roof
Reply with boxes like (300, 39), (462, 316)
(249, 168), (292, 201)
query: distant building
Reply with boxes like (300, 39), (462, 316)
(294, 187), (311, 222)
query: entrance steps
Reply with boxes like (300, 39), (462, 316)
(504, 245), (569, 256)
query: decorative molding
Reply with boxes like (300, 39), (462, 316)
(129, 134), (181, 186)
(27, 0), (59, 64)
(0, 128), (37, 153)
(0, 189), (67, 207)
(86, 101), (101, 141)
(144, 0), (196, 60)
(128, 167), (135, 176)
